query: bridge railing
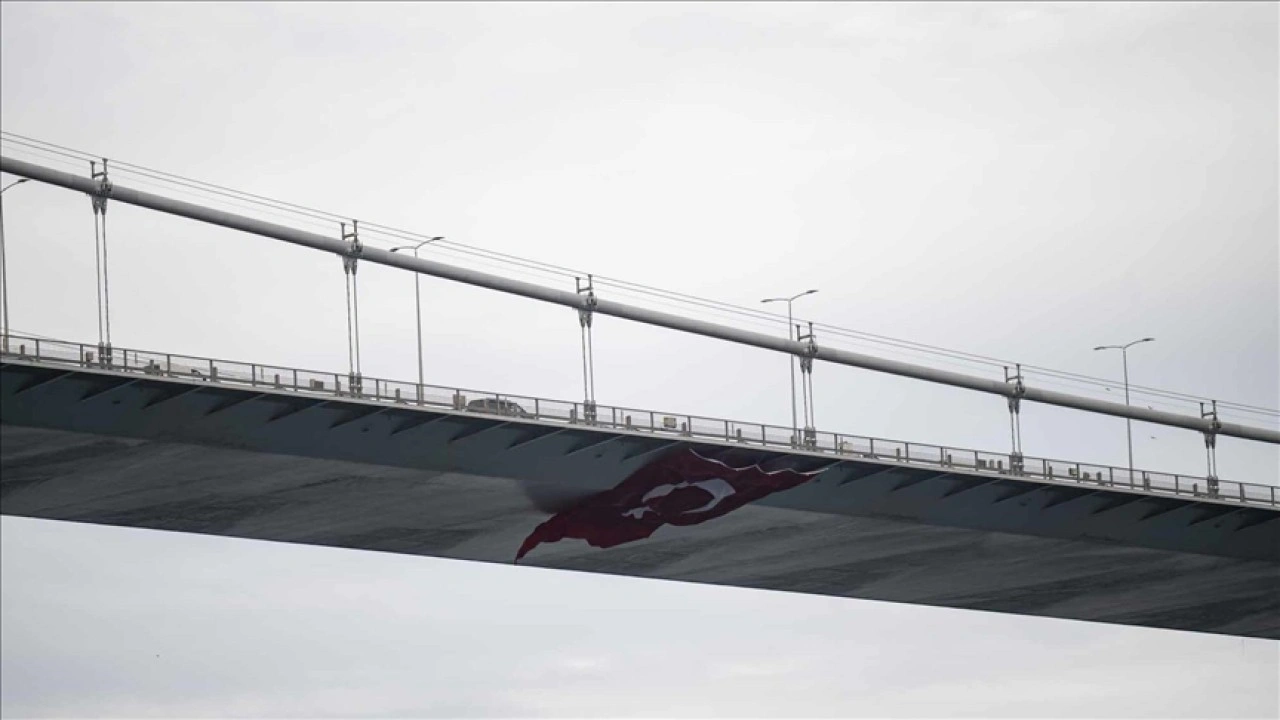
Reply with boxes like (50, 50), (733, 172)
(2, 333), (1276, 509)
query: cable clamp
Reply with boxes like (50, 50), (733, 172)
(1200, 401), (1221, 449)
(341, 220), (362, 274)
(576, 275), (596, 328)
(797, 322), (818, 373)
(1005, 364), (1025, 414)
(89, 158), (112, 215)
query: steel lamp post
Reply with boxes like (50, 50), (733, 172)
(1094, 337), (1155, 483)
(762, 289), (818, 442)
(390, 237), (444, 400)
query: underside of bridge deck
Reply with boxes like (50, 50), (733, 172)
(3, 360), (1277, 639)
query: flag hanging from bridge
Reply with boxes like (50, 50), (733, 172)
(516, 448), (824, 561)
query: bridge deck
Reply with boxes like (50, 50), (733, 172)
(2, 345), (1278, 639)
(3, 333), (1273, 509)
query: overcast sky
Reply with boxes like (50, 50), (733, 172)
(1, 2), (1277, 718)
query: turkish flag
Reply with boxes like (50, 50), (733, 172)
(516, 448), (823, 561)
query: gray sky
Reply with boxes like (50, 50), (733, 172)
(2, 2), (1277, 717)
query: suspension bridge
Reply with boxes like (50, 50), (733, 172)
(1, 142), (1277, 639)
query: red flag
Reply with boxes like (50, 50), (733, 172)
(516, 448), (823, 561)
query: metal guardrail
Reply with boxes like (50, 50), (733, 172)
(1, 333), (1276, 509)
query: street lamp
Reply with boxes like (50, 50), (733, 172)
(761, 289), (818, 440)
(1094, 337), (1155, 483)
(390, 237), (444, 399)
(0, 177), (31, 351)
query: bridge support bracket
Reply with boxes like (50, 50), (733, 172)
(576, 275), (597, 423)
(89, 159), (114, 365)
(1005, 364), (1025, 474)
(797, 322), (819, 449)
(341, 220), (363, 396)
(1201, 401), (1221, 497)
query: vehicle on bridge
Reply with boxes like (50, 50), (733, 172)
(466, 397), (531, 418)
